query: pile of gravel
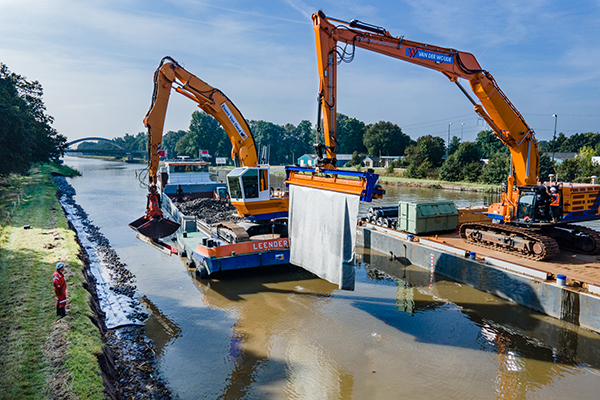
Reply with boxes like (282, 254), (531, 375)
(174, 198), (245, 225)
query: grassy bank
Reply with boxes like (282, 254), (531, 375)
(376, 175), (501, 191)
(270, 166), (501, 192)
(0, 164), (105, 399)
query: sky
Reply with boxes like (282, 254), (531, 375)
(1, 0), (600, 145)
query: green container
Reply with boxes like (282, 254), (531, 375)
(398, 201), (458, 234)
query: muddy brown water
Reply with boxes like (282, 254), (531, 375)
(64, 157), (600, 399)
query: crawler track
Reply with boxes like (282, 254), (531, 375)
(547, 224), (600, 255)
(460, 222), (560, 261)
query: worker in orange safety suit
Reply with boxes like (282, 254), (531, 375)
(549, 187), (562, 222)
(53, 262), (67, 317)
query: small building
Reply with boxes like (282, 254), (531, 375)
(297, 154), (318, 167)
(379, 156), (403, 168)
(362, 156), (380, 168)
(337, 154), (352, 167)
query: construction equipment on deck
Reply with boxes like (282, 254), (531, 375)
(130, 57), (288, 239)
(309, 10), (600, 260)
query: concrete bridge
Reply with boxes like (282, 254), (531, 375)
(66, 137), (146, 160)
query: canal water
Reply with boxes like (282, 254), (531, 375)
(63, 157), (600, 399)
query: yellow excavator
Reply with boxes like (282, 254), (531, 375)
(310, 10), (600, 260)
(130, 57), (288, 239)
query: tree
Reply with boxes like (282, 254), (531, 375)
(448, 136), (461, 157)
(248, 120), (287, 165)
(439, 142), (482, 182)
(475, 129), (507, 158)
(574, 146), (600, 182)
(115, 133), (138, 150)
(538, 153), (554, 183)
(407, 159), (434, 179)
(438, 154), (462, 181)
(363, 121), (413, 157)
(550, 132), (568, 152)
(403, 135), (445, 166)
(556, 158), (578, 182)
(553, 147), (600, 183)
(348, 151), (363, 167)
(175, 111), (226, 159)
(403, 135), (445, 178)
(337, 113), (367, 154)
(480, 152), (510, 184)
(283, 120), (314, 165)
(0, 63), (67, 176)
(161, 130), (186, 159)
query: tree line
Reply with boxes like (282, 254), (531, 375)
(103, 111), (413, 166)
(99, 109), (600, 185)
(0, 64), (67, 176)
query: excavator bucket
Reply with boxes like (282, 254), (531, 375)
(285, 166), (384, 202)
(129, 216), (180, 240)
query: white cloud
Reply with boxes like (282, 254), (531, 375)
(0, 0), (598, 142)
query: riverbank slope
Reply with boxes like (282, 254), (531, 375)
(0, 164), (105, 399)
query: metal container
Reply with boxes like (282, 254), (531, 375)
(397, 201), (459, 234)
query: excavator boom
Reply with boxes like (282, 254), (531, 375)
(311, 10), (538, 188)
(144, 58), (258, 179)
(310, 11), (600, 259)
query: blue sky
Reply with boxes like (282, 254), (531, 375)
(1, 0), (599, 144)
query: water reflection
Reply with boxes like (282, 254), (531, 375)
(360, 250), (600, 399)
(139, 295), (182, 357)
(184, 266), (351, 399)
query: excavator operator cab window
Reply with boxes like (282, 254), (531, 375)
(517, 193), (535, 222)
(227, 176), (242, 199)
(241, 169), (259, 199)
(227, 170), (243, 199)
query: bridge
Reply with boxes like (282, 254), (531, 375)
(66, 137), (146, 160)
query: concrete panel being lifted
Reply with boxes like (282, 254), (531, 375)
(289, 185), (359, 290)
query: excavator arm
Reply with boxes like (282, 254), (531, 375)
(144, 57), (258, 187)
(312, 10), (538, 187)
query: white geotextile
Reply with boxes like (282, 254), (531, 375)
(60, 199), (144, 329)
(289, 185), (359, 290)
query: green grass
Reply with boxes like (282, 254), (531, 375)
(0, 164), (104, 399)
(270, 166), (501, 191)
(376, 174), (501, 190)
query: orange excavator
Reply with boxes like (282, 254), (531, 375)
(311, 10), (600, 260)
(130, 57), (288, 239)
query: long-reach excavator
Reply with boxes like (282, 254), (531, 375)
(130, 57), (288, 240)
(311, 10), (600, 260)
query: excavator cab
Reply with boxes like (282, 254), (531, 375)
(515, 186), (553, 225)
(227, 167), (268, 201)
(227, 166), (288, 222)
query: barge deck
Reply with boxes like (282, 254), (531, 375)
(161, 193), (290, 277)
(357, 221), (600, 333)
